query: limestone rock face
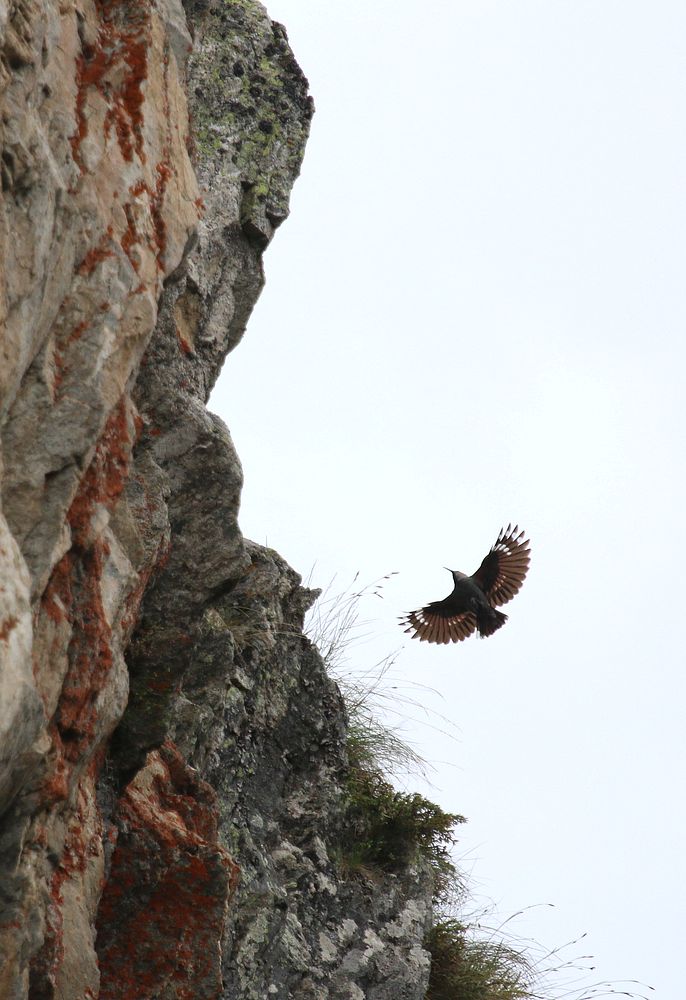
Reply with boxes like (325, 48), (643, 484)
(0, 2), (433, 998)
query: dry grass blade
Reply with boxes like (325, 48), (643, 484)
(430, 901), (655, 1000)
(305, 572), (458, 783)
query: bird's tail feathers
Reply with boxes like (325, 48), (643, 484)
(477, 608), (507, 637)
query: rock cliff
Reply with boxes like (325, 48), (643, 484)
(0, 2), (433, 997)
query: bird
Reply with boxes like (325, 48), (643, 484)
(400, 525), (530, 644)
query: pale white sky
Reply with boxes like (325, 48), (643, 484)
(211, 2), (686, 995)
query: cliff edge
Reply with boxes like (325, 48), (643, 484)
(0, 2), (433, 998)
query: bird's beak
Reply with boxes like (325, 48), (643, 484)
(444, 567), (452, 573)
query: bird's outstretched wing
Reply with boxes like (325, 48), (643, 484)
(471, 524), (530, 607)
(400, 607), (477, 644)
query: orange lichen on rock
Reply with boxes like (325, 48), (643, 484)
(105, 30), (148, 164)
(121, 161), (173, 271)
(77, 225), (115, 276)
(150, 160), (172, 264)
(67, 397), (132, 550)
(71, 3), (152, 174)
(67, 318), (91, 346)
(53, 398), (135, 759)
(56, 541), (114, 761)
(97, 742), (239, 1000)
(128, 178), (147, 198)
(70, 26), (115, 174)
(0, 615), (19, 642)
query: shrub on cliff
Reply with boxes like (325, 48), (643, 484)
(340, 753), (464, 899)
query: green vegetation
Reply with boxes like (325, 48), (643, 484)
(425, 918), (535, 1000)
(341, 752), (464, 899)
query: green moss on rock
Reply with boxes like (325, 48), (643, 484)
(186, 0), (314, 243)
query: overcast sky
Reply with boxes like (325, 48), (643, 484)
(211, 2), (685, 995)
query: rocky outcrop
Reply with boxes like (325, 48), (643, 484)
(0, 2), (433, 998)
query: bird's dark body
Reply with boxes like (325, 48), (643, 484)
(427, 574), (487, 616)
(425, 575), (506, 638)
(400, 525), (530, 645)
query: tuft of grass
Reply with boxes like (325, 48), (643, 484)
(305, 571), (394, 673)
(426, 905), (655, 1000)
(342, 758), (465, 900)
(305, 572), (457, 784)
(426, 917), (536, 1000)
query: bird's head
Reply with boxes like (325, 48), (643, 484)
(444, 567), (467, 581)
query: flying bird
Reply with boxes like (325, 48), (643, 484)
(400, 525), (531, 644)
